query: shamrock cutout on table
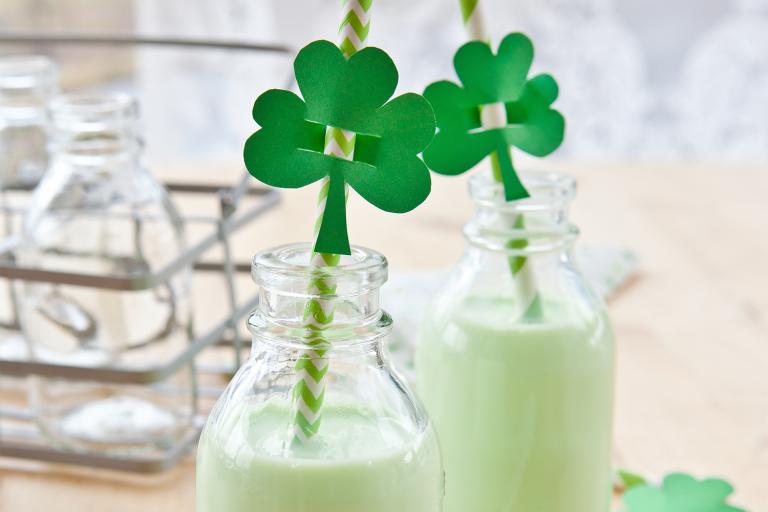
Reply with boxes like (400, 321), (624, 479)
(623, 473), (747, 512)
(244, 40), (435, 255)
(423, 32), (565, 201)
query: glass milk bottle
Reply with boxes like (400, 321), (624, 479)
(18, 93), (195, 453)
(0, 56), (57, 359)
(197, 244), (443, 512)
(416, 171), (615, 512)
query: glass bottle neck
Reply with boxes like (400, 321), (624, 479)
(460, 240), (578, 292)
(455, 171), (584, 321)
(248, 244), (391, 358)
(464, 170), (578, 258)
(48, 93), (142, 165)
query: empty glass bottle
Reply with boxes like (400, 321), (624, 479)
(417, 171), (615, 512)
(0, 55), (56, 187)
(18, 92), (196, 453)
(0, 55), (57, 360)
(197, 244), (443, 512)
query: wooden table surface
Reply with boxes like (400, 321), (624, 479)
(2, 163), (767, 511)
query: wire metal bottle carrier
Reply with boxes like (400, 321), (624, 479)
(0, 33), (288, 473)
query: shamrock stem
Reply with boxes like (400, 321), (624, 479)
(314, 170), (351, 256)
(490, 151), (503, 182)
(495, 144), (529, 201)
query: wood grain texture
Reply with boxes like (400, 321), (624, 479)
(2, 163), (766, 511)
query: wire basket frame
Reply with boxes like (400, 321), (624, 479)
(0, 32), (289, 472)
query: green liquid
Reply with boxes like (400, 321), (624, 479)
(417, 297), (614, 512)
(196, 401), (443, 512)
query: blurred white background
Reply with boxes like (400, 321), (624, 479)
(2, 0), (767, 165)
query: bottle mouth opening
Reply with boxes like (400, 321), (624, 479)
(49, 92), (136, 117)
(468, 169), (577, 212)
(252, 243), (388, 296)
(49, 92), (138, 130)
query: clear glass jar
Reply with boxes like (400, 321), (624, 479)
(416, 171), (615, 512)
(0, 55), (57, 360)
(18, 93), (196, 453)
(197, 244), (443, 512)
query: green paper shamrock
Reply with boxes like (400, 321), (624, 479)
(423, 32), (565, 201)
(244, 40), (435, 255)
(623, 473), (747, 512)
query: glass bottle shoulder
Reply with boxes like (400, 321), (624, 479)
(419, 252), (614, 354)
(203, 340), (435, 462)
(21, 159), (184, 271)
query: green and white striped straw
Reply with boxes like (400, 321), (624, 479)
(292, 0), (373, 445)
(460, 0), (543, 319)
(460, 0), (487, 42)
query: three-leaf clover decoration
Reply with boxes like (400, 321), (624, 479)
(423, 32), (565, 201)
(244, 40), (435, 255)
(623, 473), (747, 512)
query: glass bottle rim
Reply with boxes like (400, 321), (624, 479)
(252, 243), (388, 295)
(468, 169), (576, 212)
(48, 92), (137, 123)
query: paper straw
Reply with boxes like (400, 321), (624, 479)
(460, 0), (543, 320)
(292, 0), (373, 445)
(339, 0), (373, 58)
(460, 0), (488, 42)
